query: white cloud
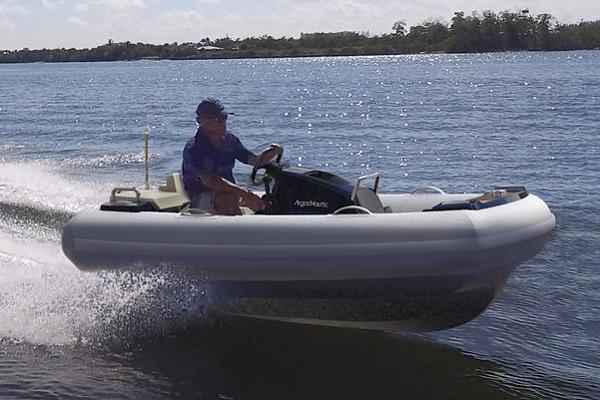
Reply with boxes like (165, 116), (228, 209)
(41, 0), (63, 9)
(210, 0), (396, 38)
(0, 12), (12, 32)
(159, 10), (207, 29)
(143, 10), (213, 42)
(95, 0), (145, 12)
(67, 15), (86, 26)
(0, 2), (27, 15)
(0, 1), (27, 32)
(74, 3), (89, 12)
(2, 0), (600, 50)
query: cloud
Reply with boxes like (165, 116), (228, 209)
(67, 15), (86, 26)
(41, 0), (65, 9)
(0, 1), (27, 31)
(74, 3), (89, 12)
(3, 0), (600, 50)
(159, 10), (208, 28)
(210, 0), (396, 38)
(94, 0), (145, 12)
(0, 13), (12, 32)
(146, 10), (212, 42)
(0, 2), (27, 15)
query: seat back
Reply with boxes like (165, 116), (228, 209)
(354, 187), (385, 213)
(159, 173), (186, 193)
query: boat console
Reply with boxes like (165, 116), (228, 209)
(256, 164), (385, 215)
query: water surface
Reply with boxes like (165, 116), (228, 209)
(1, 52), (599, 399)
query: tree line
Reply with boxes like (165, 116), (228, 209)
(1, 10), (599, 63)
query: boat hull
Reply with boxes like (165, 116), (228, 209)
(61, 193), (555, 332)
(210, 233), (547, 332)
(213, 267), (511, 332)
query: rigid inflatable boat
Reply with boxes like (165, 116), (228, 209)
(62, 148), (555, 332)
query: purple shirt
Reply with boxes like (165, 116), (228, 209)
(182, 128), (253, 198)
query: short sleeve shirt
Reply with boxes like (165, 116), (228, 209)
(182, 128), (253, 198)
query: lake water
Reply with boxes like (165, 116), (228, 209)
(1, 52), (599, 399)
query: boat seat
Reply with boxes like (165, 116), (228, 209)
(110, 173), (191, 212)
(159, 173), (186, 193)
(354, 187), (386, 213)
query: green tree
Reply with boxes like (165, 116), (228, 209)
(392, 20), (407, 36)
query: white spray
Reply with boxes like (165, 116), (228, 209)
(0, 161), (209, 347)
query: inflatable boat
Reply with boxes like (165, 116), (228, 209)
(62, 149), (555, 332)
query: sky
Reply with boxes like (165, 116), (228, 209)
(1, 0), (599, 50)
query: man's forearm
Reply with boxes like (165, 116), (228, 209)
(200, 173), (248, 196)
(247, 153), (258, 166)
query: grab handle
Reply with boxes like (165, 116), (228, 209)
(110, 187), (141, 203)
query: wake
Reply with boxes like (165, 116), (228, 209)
(0, 161), (209, 347)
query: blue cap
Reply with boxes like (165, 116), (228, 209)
(195, 98), (230, 118)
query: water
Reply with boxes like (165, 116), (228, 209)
(1, 51), (599, 399)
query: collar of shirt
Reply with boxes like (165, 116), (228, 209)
(195, 127), (233, 149)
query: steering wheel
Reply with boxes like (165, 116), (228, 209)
(250, 146), (284, 185)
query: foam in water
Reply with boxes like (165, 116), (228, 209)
(0, 160), (107, 213)
(0, 161), (209, 347)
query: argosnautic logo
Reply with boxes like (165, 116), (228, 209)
(294, 200), (329, 208)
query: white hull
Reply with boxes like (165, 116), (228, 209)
(62, 193), (555, 332)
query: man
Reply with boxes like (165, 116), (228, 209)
(182, 98), (281, 215)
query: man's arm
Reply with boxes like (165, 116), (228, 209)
(244, 143), (282, 167)
(247, 152), (258, 166)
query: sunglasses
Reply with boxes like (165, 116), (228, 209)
(204, 115), (228, 123)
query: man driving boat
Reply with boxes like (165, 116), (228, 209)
(182, 98), (281, 215)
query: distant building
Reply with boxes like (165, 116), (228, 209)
(300, 31), (359, 40)
(197, 45), (223, 51)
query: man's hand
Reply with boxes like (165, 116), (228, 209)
(240, 190), (265, 211)
(256, 143), (283, 167)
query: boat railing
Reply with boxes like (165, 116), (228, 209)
(411, 186), (446, 195)
(332, 205), (373, 215)
(351, 173), (380, 201)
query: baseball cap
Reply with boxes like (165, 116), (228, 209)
(195, 98), (231, 118)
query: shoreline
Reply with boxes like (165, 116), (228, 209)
(1, 48), (599, 65)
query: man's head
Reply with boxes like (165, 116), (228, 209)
(196, 98), (229, 136)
